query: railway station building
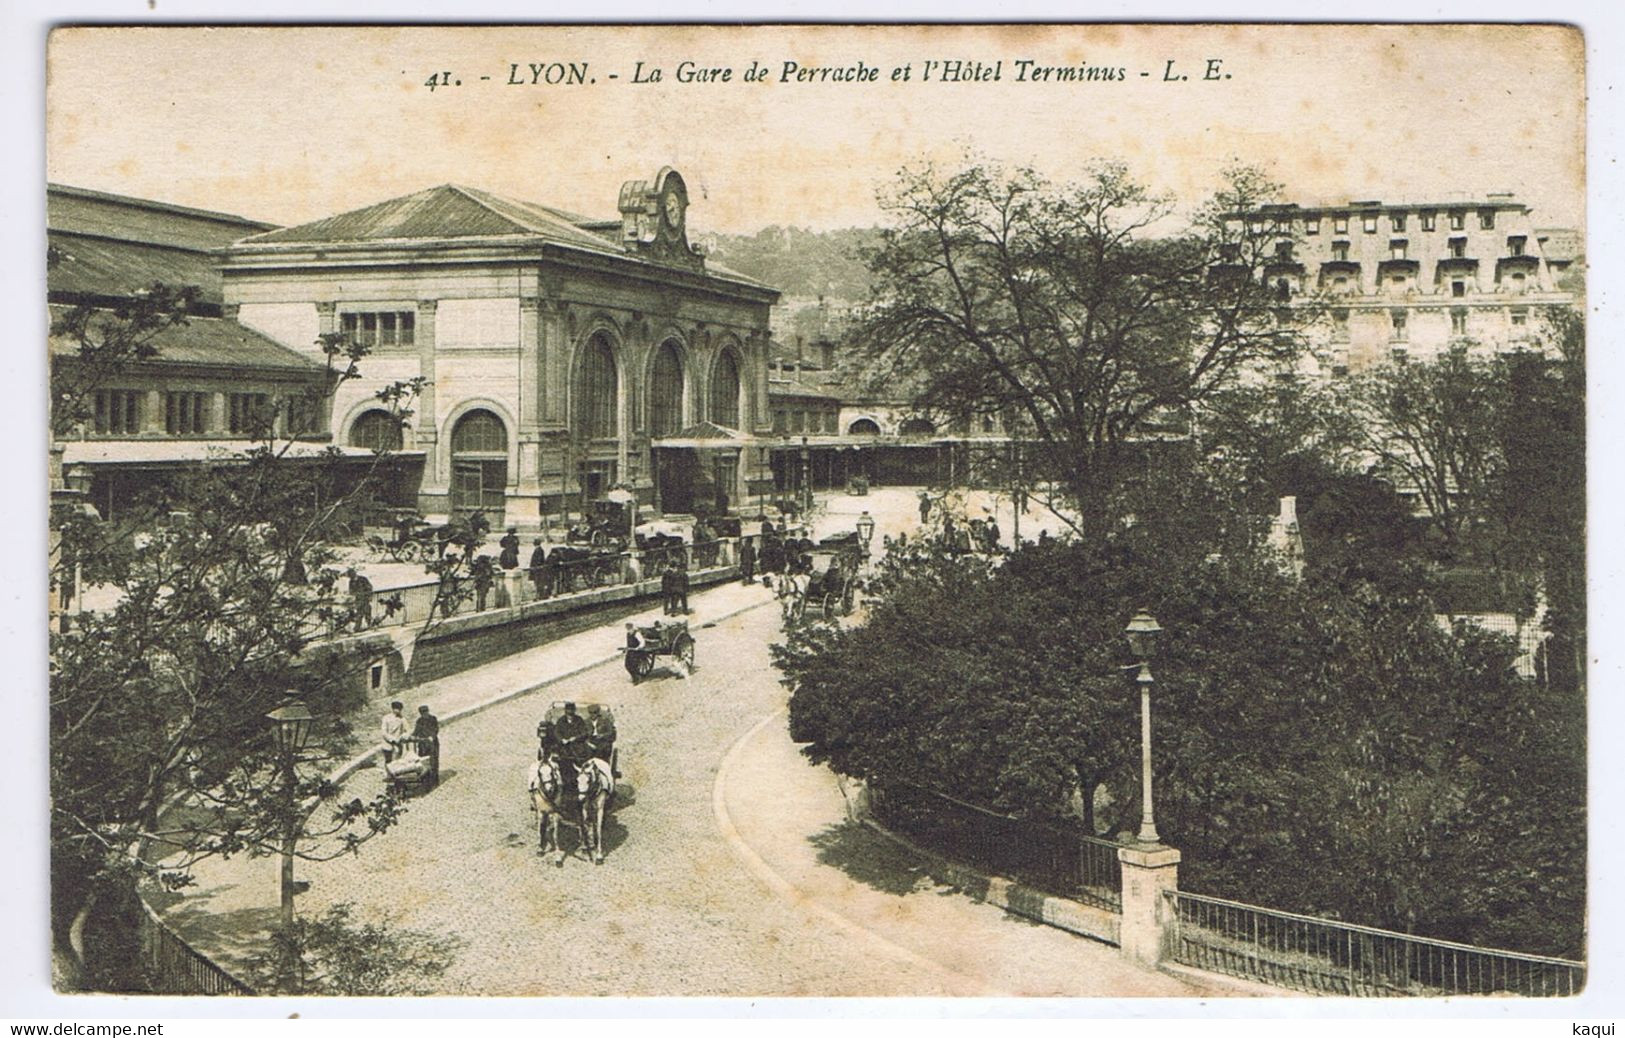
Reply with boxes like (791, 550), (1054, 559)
(222, 168), (780, 528)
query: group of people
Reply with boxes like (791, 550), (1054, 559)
(536, 701), (618, 784)
(381, 700), (441, 789)
(751, 520), (816, 580)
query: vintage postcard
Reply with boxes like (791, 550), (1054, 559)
(41, 23), (1588, 1003)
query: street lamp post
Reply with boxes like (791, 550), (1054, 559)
(1123, 610), (1164, 845)
(855, 510), (875, 561)
(799, 436), (813, 514)
(266, 692), (314, 929)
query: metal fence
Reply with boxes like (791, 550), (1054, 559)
(138, 899), (254, 996)
(1164, 890), (1585, 997)
(868, 779), (1121, 911)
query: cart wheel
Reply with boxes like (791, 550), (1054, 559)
(399, 541), (422, 563)
(677, 634), (695, 670)
(631, 651), (654, 679)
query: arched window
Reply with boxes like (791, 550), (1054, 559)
(450, 409), (508, 516)
(649, 342), (685, 437)
(848, 418), (880, 435)
(899, 417), (936, 437)
(349, 410), (403, 452)
(574, 334), (619, 440)
(710, 349), (742, 429)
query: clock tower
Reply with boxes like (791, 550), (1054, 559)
(618, 167), (704, 272)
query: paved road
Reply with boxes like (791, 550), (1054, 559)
(287, 603), (969, 996)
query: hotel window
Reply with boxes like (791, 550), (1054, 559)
(792, 410), (806, 434)
(1362, 214), (1378, 234)
(1509, 272), (1528, 295)
(1331, 309), (1349, 341)
(825, 410), (839, 434)
(1275, 241), (1294, 260)
(341, 310), (415, 349)
(1390, 240), (1408, 260)
(1391, 213), (1407, 232)
(1479, 210), (1496, 230)
(1449, 210), (1466, 231)
(1511, 308), (1529, 330)
(228, 392), (271, 434)
(1448, 237), (1467, 259)
(1452, 280), (1467, 298)
(1420, 211), (1437, 231)
(1390, 311), (1408, 342)
(92, 389), (142, 435)
(1333, 214), (1349, 234)
(1451, 309), (1469, 336)
(1305, 217), (1320, 235)
(1507, 236), (1527, 257)
(1333, 276), (1349, 294)
(1332, 241), (1350, 262)
(165, 391), (209, 435)
(772, 410), (787, 434)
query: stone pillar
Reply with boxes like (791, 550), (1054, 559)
(506, 296), (544, 529)
(415, 300), (448, 515)
(1117, 843), (1181, 967)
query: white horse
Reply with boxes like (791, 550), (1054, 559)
(526, 754), (567, 866)
(772, 572), (809, 623)
(575, 756), (616, 865)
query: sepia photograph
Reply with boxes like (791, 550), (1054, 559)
(38, 22), (1592, 1003)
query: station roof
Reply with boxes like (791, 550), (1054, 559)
(49, 304), (326, 374)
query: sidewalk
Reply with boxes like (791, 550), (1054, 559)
(715, 708), (1249, 997)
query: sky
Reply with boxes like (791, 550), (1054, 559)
(46, 24), (1585, 237)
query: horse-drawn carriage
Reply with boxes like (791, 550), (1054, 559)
(529, 701), (619, 865)
(547, 544), (623, 592)
(775, 536), (860, 622)
(568, 495), (635, 548)
(364, 509), (491, 563)
(620, 619), (695, 682)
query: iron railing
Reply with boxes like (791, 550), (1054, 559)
(1164, 890), (1585, 997)
(869, 779), (1121, 911)
(138, 899), (253, 995)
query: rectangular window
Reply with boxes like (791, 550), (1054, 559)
(342, 309), (416, 349)
(1480, 210), (1496, 230)
(1391, 213), (1407, 232)
(1331, 309), (1349, 340)
(1304, 217), (1320, 235)
(792, 410), (805, 434)
(227, 392), (271, 434)
(1390, 240), (1408, 260)
(1332, 241), (1350, 262)
(1511, 308), (1529, 327)
(1390, 311), (1408, 341)
(92, 389), (142, 434)
(1449, 237), (1467, 259)
(1362, 214), (1378, 234)
(285, 394), (322, 435)
(825, 410), (838, 434)
(1333, 214), (1349, 234)
(1333, 276), (1349, 293)
(772, 410), (786, 434)
(1452, 280), (1466, 298)
(1451, 309), (1468, 335)
(1275, 240), (1294, 260)
(1420, 211), (1437, 231)
(165, 392), (209, 435)
(1507, 236), (1527, 257)
(1449, 210), (1466, 231)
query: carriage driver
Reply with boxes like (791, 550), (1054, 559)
(552, 701), (591, 785)
(586, 704), (618, 776)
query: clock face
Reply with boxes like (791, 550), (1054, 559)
(663, 190), (683, 228)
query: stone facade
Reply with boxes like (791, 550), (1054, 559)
(1253, 196), (1575, 374)
(223, 170), (780, 526)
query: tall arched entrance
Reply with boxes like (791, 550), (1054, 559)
(572, 333), (621, 500)
(710, 350), (742, 430)
(450, 409), (509, 518)
(649, 342), (685, 437)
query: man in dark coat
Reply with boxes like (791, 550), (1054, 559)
(471, 555), (495, 611)
(660, 563), (679, 615)
(499, 527), (521, 570)
(739, 535), (756, 584)
(527, 538), (547, 599)
(412, 705), (440, 785)
(347, 568), (374, 630)
(672, 560), (690, 614)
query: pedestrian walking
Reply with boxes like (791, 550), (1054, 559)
(739, 535), (756, 584)
(347, 567), (374, 630)
(380, 700), (408, 764)
(986, 516), (1002, 552)
(499, 526), (521, 570)
(412, 705), (440, 785)
(661, 563), (680, 616)
(528, 538), (547, 598)
(918, 491), (932, 525)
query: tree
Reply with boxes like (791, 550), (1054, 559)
(1347, 351), (1505, 556)
(250, 902), (461, 996)
(780, 491), (1584, 957)
(48, 317), (431, 986)
(49, 282), (202, 439)
(849, 159), (1315, 534)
